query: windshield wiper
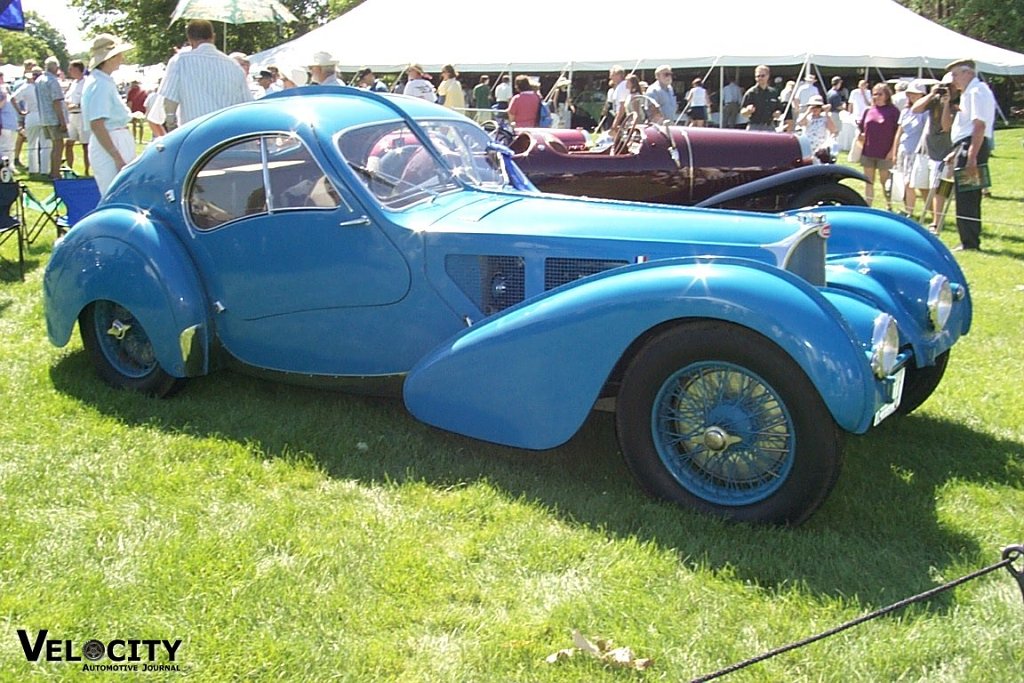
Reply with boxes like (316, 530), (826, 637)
(348, 161), (400, 189)
(348, 160), (442, 206)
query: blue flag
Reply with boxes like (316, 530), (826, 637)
(0, 0), (25, 31)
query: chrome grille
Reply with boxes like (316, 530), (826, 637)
(785, 232), (827, 287)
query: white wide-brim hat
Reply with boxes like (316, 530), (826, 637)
(308, 51), (337, 67)
(90, 34), (133, 69)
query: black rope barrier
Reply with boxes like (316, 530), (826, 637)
(690, 544), (1024, 682)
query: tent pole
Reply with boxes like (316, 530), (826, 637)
(981, 71), (1010, 125)
(567, 62), (574, 129)
(719, 65), (724, 129)
(780, 55), (810, 130)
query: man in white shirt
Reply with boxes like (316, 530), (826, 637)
(604, 65), (628, 127)
(848, 79), (871, 123)
(945, 58), (996, 251)
(493, 75), (512, 119)
(159, 20), (252, 126)
(308, 52), (341, 87)
(721, 76), (743, 128)
(63, 60), (90, 176)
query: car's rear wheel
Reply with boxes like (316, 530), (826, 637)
(789, 182), (866, 209)
(896, 350), (950, 416)
(615, 321), (843, 525)
(80, 300), (182, 397)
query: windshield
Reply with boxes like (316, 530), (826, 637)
(338, 119), (507, 209)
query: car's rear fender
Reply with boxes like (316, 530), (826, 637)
(43, 207), (210, 378)
(696, 165), (867, 209)
(403, 257), (879, 450)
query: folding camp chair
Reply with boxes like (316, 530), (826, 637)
(0, 181), (25, 280)
(53, 177), (101, 232)
(20, 182), (62, 244)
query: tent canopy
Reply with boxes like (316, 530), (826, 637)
(250, 0), (1024, 75)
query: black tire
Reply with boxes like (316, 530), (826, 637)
(789, 182), (867, 209)
(80, 301), (182, 397)
(615, 321), (843, 525)
(896, 351), (949, 416)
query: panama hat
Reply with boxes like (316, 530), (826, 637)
(308, 51), (337, 67)
(945, 58), (975, 72)
(89, 34), (133, 69)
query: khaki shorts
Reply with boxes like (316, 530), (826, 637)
(40, 124), (66, 142)
(861, 155), (893, 172)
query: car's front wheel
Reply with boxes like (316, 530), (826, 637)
(80, 300), (182, 397)
(789, 182), (867, 209)
(896, 350), (950, 416)
(615, 321), (843, 525)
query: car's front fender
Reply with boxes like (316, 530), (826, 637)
(696, 164), (867, 209)
(403, 257), (879, 450)
(43, 207), (210, 378)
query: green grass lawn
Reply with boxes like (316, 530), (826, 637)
(1, 128), (1022, 682)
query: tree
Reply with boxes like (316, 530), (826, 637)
(1, 12), (71, 67)
(900, 0), (1024, 53)
(68, 0), (366, 66)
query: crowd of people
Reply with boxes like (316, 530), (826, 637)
(595, 60), (996, 250)
(1, 33), (998, 250)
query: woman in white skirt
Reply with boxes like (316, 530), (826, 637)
(82, 35), (136, 194)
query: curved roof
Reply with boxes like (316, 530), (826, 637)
(250, 0), (1024, 75)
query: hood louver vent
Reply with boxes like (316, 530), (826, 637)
(545, 258), (629, 290)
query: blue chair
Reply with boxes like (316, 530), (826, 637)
(0, 181), (24, 280)
(53, 177), (102, 233)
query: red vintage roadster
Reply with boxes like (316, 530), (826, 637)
(507, 122), (866, 211)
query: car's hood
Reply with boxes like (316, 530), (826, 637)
(423, 191), (810, 265)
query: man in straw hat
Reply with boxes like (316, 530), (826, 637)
(944, 58), (995, 251)
(158, 19), (251, 126)
(81, 34), (136, 193)
(308, 52), (340, 86)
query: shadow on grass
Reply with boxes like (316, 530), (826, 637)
(50, 350), (1022, 611)
(0, 248), (44, 281)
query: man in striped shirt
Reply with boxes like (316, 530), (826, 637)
(158, 20), (252, 126)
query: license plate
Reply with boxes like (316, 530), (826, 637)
(873, 367), (906, 426)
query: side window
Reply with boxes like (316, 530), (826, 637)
(189, 139), (265, 230)
(266, 136), (342, 210)
(188, 135), (342, 231)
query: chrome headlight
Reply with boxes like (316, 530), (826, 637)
(927, 274), (953, 331)
(870, 314), (900, 378)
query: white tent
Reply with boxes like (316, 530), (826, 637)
(249, 0), (1024, 75)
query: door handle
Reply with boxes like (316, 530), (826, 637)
(338, 216), (372, 227)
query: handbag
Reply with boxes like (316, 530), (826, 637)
(848, 134), (864, 164)
(908, 120), (931, 189)
(910, 152), (931, 189)
(537, 96), (553, 128)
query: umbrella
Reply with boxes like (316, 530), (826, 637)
(170, 0), (298, 26)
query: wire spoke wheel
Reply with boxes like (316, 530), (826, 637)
(80, 300), (182, 397)
(616, 321), (842, 525)
(653, 362), (795, 506)
(92, 301), (159, 379)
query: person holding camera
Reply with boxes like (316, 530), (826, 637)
(911, 74), (954, 232)
(943, 58), (995, 251)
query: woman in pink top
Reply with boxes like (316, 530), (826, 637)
(857, 83), (900, 208)
(507, 75), (541, 129)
